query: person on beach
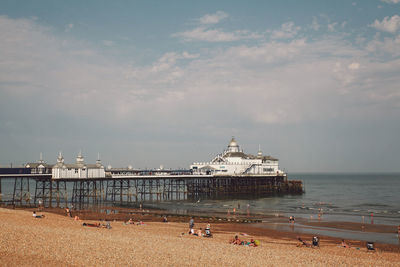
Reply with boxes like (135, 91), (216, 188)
(189, 217), (194, 232)
(204, 224), (212, 237)
(125, 218), (134, 225)
(312, 236), (320, 247)
(163, 216), (168, 223)
(82, 222), (100, 227)
(296, 237), (311, 247)
(341, 239), (351, 248)
(194, 228), (202, 237)
(65, 207), (72, 217)
(397, 225), (400, 239)
(32, 211), (45, 218)
(231, 235), (242, 245)
(101, 222), (112, 229)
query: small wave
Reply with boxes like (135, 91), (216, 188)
(360, 203), (390, 207)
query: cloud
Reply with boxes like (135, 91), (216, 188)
(198, 11), (228, 25)
(102, 40), (115, 46)
(366, 34), (400, 56)
(1, 15), (400, 132)
(172, 27), (262, 42)
(271, 22), (301, 39)
(328, 22), (338, 32)
(311, 17), (320, 31)
(348, 62), (360, 70)
(370, 15), (400, 33)
(64, 23), (74, 32)
(380, 0), (400, 3)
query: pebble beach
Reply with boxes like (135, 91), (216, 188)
(0, 208), (399, 266)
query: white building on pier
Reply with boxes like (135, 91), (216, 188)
(52, 152), (105, 179)
(190, 137), (284, 176)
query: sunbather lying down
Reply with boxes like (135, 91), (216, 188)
(82, 222), (111, 229)
(296, 238), (311, 247)
(32, 211), (45, 218)
(82, 222), (101, 227)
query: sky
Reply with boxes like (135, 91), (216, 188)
(0, 0), (399, 172)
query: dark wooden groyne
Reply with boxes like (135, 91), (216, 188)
(0, 169), (303, 209)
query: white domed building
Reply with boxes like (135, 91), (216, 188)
(190, 137), (284, 176)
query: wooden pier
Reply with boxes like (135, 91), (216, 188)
(0, 170), (303, 209)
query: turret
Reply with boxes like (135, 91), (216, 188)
(76, 150), (85, 167)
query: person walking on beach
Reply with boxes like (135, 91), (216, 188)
(189, 217), (194, 233)
(397, 225), (400, 239)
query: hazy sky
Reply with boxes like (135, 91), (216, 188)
(1, 0), (399, 172)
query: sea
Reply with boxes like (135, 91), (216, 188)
(141, 174), (399, 223)
(1, 173), (400, 244)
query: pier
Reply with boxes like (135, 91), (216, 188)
(0, 168), (303, 209)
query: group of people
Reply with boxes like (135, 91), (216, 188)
(188, 217), (213, 237)
(296, 236), (320, 248)
(230, 235), (260, 247)
(125, 218), (145, 225)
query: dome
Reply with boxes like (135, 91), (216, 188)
(227, 137), (240, 153)
(228, 137), (239, 148)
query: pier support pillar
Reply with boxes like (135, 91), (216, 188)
(12, 177), (31, 206)
(34, 179), (68, 208)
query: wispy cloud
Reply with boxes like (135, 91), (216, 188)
(64, 23), (74, 32)
(198, 11), (228, 25)
(172, 27), (262, 42)
(173, 11), (262, 42)
(270, 22), (301, 39)
(380, 0), (400, 3)
(370, 15), (400, 33)
(102, 40), (115, 46)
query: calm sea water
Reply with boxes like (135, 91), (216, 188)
(1, 173), (399, 225)
(148, 173), (400, 226)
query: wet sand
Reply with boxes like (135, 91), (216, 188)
(1, 208), (399, 266)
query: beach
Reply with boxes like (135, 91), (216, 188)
(0, 208), (399, 266)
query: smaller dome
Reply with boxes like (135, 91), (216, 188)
(228, 137), (239, 147)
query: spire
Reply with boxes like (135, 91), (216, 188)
(57, 151), (64, 164)
(257, 144), (263, 158)
(96, 152), (102, 167)
(38, 152), (44, 164)
(76, 150), (85, 165)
